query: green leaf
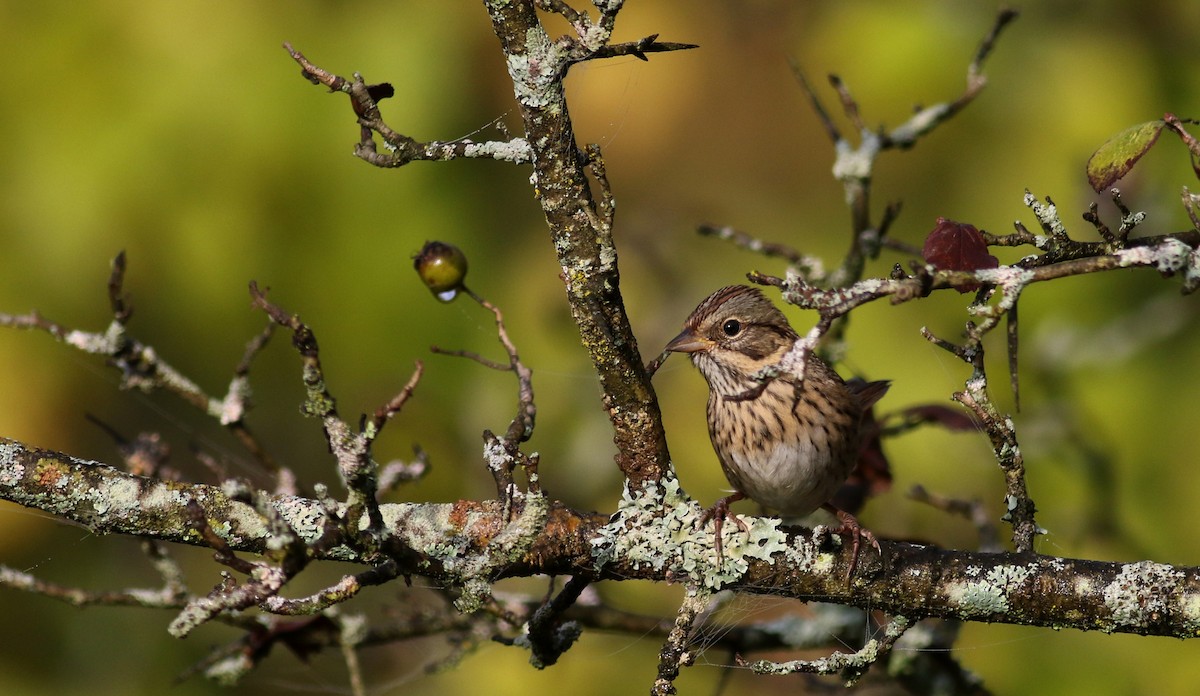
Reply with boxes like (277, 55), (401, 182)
(1086, 120), (1165, 193)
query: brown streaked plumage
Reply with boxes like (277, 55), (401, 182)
(666, 285), (889, 575)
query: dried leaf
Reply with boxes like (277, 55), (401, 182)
(922, 217), (999, 292)
(1086, 120), (1165, 193)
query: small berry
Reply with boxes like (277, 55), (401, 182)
(413, 241), (468, 302)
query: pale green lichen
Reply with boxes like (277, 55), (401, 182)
(275, 495), (330, 546)
(339, 613), (368, 646)
(1186, 245), (1200, 291)
(203, 653), (254, 686)
(506, 27), (561, 108)
(1113, 237), (1192, 273)
(591, 469), (790, 589)
(1024, 191), (1068, 238)
(987, 564), (1032, 588)
(945, 563), (1031, 617)
(94, 475), (140, 516)
(946, 579), (1009, 616)
(453, 577), (493, 614)
(784, 527), (828, 573)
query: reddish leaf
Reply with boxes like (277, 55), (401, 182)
(922, 217), (999, 293)
(901, 404), (979, 431)
(1086, 120), (1165, 193)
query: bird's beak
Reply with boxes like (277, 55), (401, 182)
(665, 328), (711, 354)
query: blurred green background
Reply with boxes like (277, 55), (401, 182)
(2, 2), (1200, 694)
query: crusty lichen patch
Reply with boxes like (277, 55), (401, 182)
(378, 491), (549, 614)
(1102, 560), (1182, 631)
(590, 470), (790, 589)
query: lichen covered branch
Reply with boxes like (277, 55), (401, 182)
(283, 43), (533, 167)
(482, 0), (686, 486)
(6, 438), (1200, 639)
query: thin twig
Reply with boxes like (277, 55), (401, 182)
(651, 586), (712, 696)
(788, 58), (840, 144)
(741, 615), (912, 684)
(369, 361), (425, 434)
(910, 485), (1001, 552)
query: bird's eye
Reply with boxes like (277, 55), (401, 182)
(722, 319), (742, 337)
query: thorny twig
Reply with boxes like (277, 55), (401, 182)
(579, 34), (699, 63)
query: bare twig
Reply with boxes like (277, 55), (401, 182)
(0, 254), (283, 482)
(697, 223), (808, 266)
(377, 445), (429, 494)
(534, 0), (586, 26)
(432, 286), (536, 446)
(107, 250), (132, 323)
(789, 57), (840, 144)
(248, 282), (386, 537)
(369, 361), (425, 434)
(793, 10), (1021, 287)
(0, 564), (189, 609)
(887, 8), (1018, 147)
(522, 575), (590, 668)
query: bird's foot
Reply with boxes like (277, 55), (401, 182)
(698, 492), (747, 565)
(823, 504), (881, 581)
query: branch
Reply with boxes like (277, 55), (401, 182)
(247, 283), (431, 547)
(5, 439), (1200, 639)
(481, 1), (676, 486)
(283, 43), (533, 166)
(750, 233), (1199, 322)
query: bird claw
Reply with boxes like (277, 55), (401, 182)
(824, 505), (880, 581)
(698, 492), (747, 565)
